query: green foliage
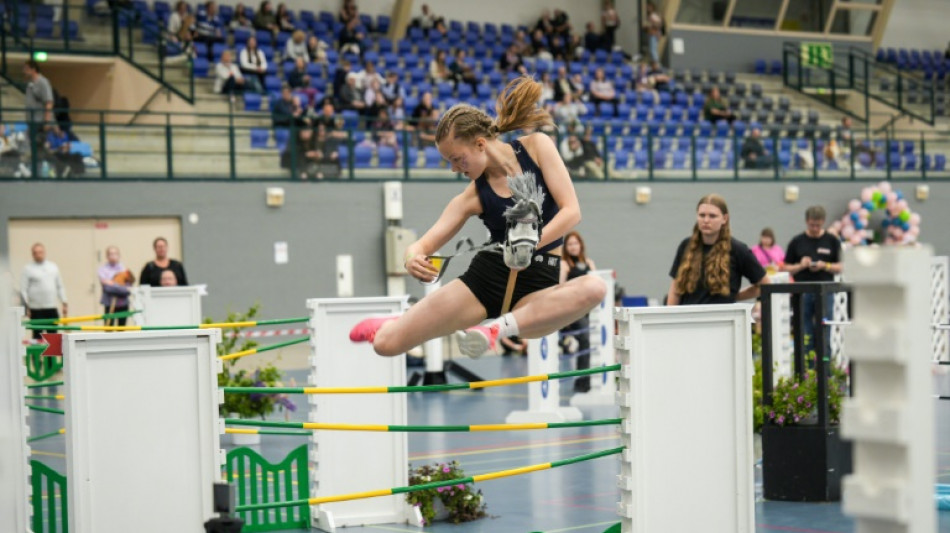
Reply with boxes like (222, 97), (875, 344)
(765, 351), (848, 427)
(752, 358), (764, 433)
(406, 462), (487, 526)
(210, 304), (295, 419)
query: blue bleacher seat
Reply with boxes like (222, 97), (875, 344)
(672, 151), (688, 169)
(613, 150), (630, 169)
(250, 128), (269, 148)
(264, 76), (282, 92)
(935, 154), (946, 171)
(35, 18), (54, 38)
(903, 154), (917, 171)
(244, 93), (262, 111)
(70, 141), (93, 157)
(708, 150), (723, 169)
(378, 146), (397, 167)
(634, 150), (649, 169)
(354, 145), (373, 168)
(192, 58), (210, 77)
(424, 146), (442, 168)
(274, 129), (290, 151)
(377, 15), (390, 34)
(653, 150), (668, 168)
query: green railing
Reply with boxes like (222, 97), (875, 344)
(31, 460), (68, 533)
(227, 444), (310, 532)
(25, 343), (62, 382)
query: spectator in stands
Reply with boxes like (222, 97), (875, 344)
(588, 67), (616, 106)
(552, 8), (572, 39)
(338, 16), (364, 57)
(560, 133), (601, 179)
(239, 36), (267, 93)
(410, 91), (434, 127)
(644, 2), (663, 64)
(373, 108), (400, 162)
(355, 60), (384, 91)
(581, 126), (604, 177)
(571, 73), (589, 101)
(339, 0), (358, 25)
(288, 57), (318, 105)
(703, 86), (735, 124)
(275, 3), (294, 32)
(535, 9), (554, 37)
(195, 1), (225, 61)
(751, 228), (785, 273)
(409, 92), (437, 147)
(285, 29), (309, 61)
(98, 246), (134, 325)
(166, 1), (189, 38)
(411, 3), (442, 30)
(583, 22), (603, 53)
(230, 3), (252, 29)
(285, 128), (323, 180)
(499, 335), (527, 356)
(45, 125), (77, 178)
(214, 50), (245, 100)
(272, 84), (310, 128)
(945, 41), (950, 60)
(159, 270), (178, 287)
(140, 237), (188, 287)
(646, 61), (671, 91)
(530, 28), (552, 61)
(339, 74), (366, 112)
(602, 0), (620, 50)
(554, 92), (587, 134)
(312, 123), (341, 178)
(381, 70), (406, 105)
(429, 49), (450, 83)
(389, 95), (406, 123)
(0, 125), (25, 177)
(449, 49), (478, 94)
(363, 78), (386, 118)
(332, 58), (352, 101)
(24, 60), (54, 135)
(836, 115), (852, 142)
(176, 14), (198, 58)
(539, 72), (554, 102)
(548, 33), (569, 61)
(20, 243), (68, 335)
(553, 65), (579, 103)
(253, 0), (278, 35)
(308, 35), (329, 64)
(313, 99), (347, 139)
(513, 30), (531, 56)
(741, 127), (772, 169)
(499, 44), (525, 74)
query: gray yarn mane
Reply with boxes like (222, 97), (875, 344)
(502, 172), (545, 222)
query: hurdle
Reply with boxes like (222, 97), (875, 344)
(63, 329), (223, 532)
(840, 246), (935, 530)
(505, 330), (584, 423)
(130, 284), (207, 326)
(932, 256), (949, 363)
(1, 306), (31, 533)
(306, 297), (422, 531)
(615, 304), (754, 533)
(764, 272), (794, 378)
(570, 269), (617, 407)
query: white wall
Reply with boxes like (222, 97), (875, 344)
(880, 0), (949, 51)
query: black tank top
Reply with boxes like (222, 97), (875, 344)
(566, 259), (590, 280)
(474, 139), (562, 254)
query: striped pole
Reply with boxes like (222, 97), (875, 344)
(27, 428), (65, 443)
(24, 395), (64, 401)
(234, 446), (624, 512)
(224, 364), (621, 395)
(26, 381), (63, 389)
(26, 310), (139, 325)
(225, 418), (622, 433)
(26, 404), (64, 415)
(225, 428), (311, 437)
(23, 316), (309, 332)
(219, 336), (310, 361)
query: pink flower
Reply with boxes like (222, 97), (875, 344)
(456, 484), (465, 490)
(442, 466), (451, 473)
(437, 487), (445, 492)
(797, 396), (804, 403)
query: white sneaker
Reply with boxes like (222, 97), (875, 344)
(456, 325), (498, 359)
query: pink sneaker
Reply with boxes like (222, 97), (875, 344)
(456, 324), (500, 358)
(349, 316), (397, 343)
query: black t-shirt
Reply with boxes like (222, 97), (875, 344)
(669, 237), (767, 305)
(784, 232), (841, 282)
(140, 260), (188, 287)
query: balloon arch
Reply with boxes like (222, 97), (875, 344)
(830, 182), (922, 246)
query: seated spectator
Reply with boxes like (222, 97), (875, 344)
(539, 72), (554, 102)
(553, 65), (579, 102)
(253, 0), (278, 35)
(449, 49), (478, 93)
(173, 14), (197, 58)
(271, 84), (310, 128)
(409, 92), (437, 147)
(214, 50), (245, 100)
(836, 115), (852, 142)
(588, 67), (616, 105)
(238, 36), (267, 93)
(549, 34), (569, 61)
(703, 86), (735, 124)
(410, 91), (434, 127)
(194, 1), (225, 61)
(381, 70), (406, 105)
(363, 78), (386, 117)
(583, 21), (602, 53)
(52, 90), (74, 137)
(554, 92), (587, 134)
(741, 128), (773, 169)
(338, 74), (366, 112)
(512, 30), (531, 56)
(0, 125), (25, 177)
(332, 58), (352, 101)
(635, 61), (671, 100)
(230, 2), (252, 29)
(45, 126), (82, 178)
(166, 1), (189, 39)
(275, 3), (294, 32)
(338, 16), (363, 57)
(499, 44), (524, 74)
(389, 95), (406, 123)
(354, 60), (384, 91)
(308, 35), (329, 64)
(372, 108), (400, 164)
(429, 49), (450, 83)
(313, 99), (347, 139)
(285, 29), (309, 62)
(288, 57), (318, 105)
(571, 73), (589, 101)
(283, 126), (338, 180)
(560, 133), (601, 179)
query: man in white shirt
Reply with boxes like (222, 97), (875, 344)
(20, 243), (68, 339)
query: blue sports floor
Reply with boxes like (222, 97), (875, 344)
(27, 355), (950, 532)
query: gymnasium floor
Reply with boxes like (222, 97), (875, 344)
(27, 355), (950, 533)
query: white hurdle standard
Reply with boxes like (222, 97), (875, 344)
(931, 256), (949, 363)
(64, 329), (223, 533)
(130, 284), (207, 326)
(571, 269), (617, 407)
(841, 247), (936, 531)
(307, 297), (422, 532)
(1, 307), (31, 533)
(615, 304), (754, 533)
(765, 272), (794, 378)
(505, 330), (583, 423)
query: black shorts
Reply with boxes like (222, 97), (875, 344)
(458, 251), (560, 319)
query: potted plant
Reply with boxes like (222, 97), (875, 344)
(405, 461), (487, 526)
(212, 304), (296, 446)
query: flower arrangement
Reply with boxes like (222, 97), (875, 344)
(211, 304), (296, 419)
(405, 461), (487, 526)
(766, 356), (848, 427)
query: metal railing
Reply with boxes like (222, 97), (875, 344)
(0, 106), (948, 181)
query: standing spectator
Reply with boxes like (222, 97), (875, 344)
(583, 22), (602, 53)
(644, 2), (663, 64)
(337, 16), (364, 57)
(98, 246), (135, 326)
(275, 3), (294, 32)
(214, 50), (245, 100)
(253, 0), (278, 35)
(781, 206), (842, 356)
(535, 9), (553, 37)
(588, 67), (616, 106)
(312, 122), (341, 178)
(287, 57), (318, 104)
(602, 0), (620, 50)
(741, 127), (772, 169)
(307, 35), (329, 64)
(552, 8), (571, 39)
(703, 86), (735, 124)
(449, 48), (478, 94)
(20, 243), (68, 338)
(332, 58), (351, 101)
(412, 3), (441, 30)
(339, 0), (358, 24)
(141, 237), (188, 287)
(560, 231), (597, 392)
(160, 270), (179, 287)
(667, 194), (768, 305)
(195, 1), (225, 61)
(285, 29), (310, 62)
(239, 36), (267, 93)
(23, 59), (54, 163)
(751, 228), (785, 273)
(429, 49), (450, 83)
(230, 3), (252, 29)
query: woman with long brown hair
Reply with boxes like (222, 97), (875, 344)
(667, 194), (768, 306)
(560, 231), (597, 392)
(351, 76), (606, 357)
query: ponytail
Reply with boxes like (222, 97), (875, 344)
(435, 76), (552, 144)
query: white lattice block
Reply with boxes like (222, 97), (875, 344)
(842, 477), (909, 523)
(842, 324), (906, 362)
(840, 399), (909, 445)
